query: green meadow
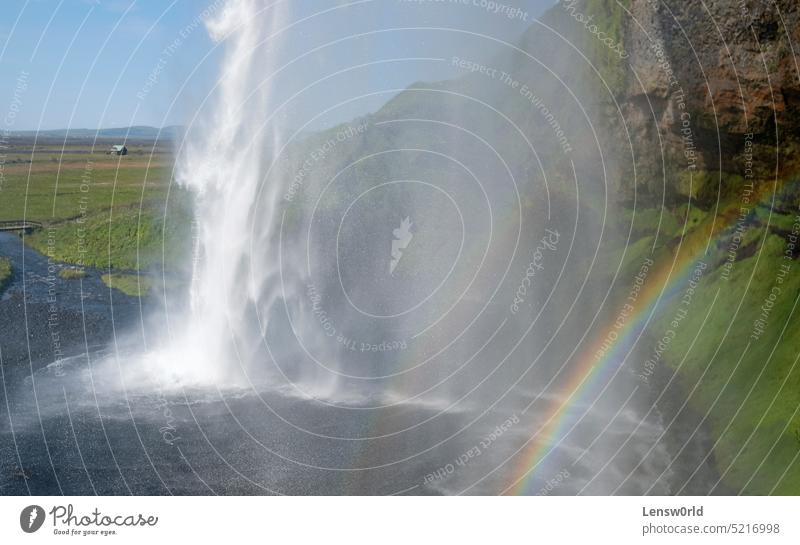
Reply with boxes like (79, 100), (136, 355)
(0, 138), (192, 286)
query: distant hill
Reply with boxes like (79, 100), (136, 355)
(9, 125), (184, 140)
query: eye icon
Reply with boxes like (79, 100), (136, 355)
(20, 505), (45, 533)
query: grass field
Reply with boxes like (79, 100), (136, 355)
(0, 137), (192, 274)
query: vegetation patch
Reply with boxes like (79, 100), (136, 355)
(101, 273), (153, 297)
(0, 140), (190, 273)
(623, 207), (680, 241)
(607, 175), (800, 494)
(0, 257), (11, 292)
(651, 232), (800, 494)
(675, 170), (745, 204)
(27, 202), (191, 271)
(58, 267), (87, 280)
(583, 0), (631, 97)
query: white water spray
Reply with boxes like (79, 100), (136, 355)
(143, 0), (292, 387)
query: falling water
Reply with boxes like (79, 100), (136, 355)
(142, 0), (293, 387)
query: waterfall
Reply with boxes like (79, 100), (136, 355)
(142, 0), (292, 387)
(131, 0), (610, 413)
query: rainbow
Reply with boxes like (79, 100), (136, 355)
(345, 181), (767, 495)
(504, 204), (740, 495)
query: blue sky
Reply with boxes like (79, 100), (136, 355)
(0, 0), (554, 131)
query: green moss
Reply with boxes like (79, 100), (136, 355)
(618, 204), (709, 249)
(675, 203), (708, 227)
(755, 206), (800, 232)
(675, 170), (750, 205)
(676, 170), (710, 200)
(738, 225), (767, 252)
(58, 267), (87, 280)
(613, 178), (800, 494)
(101, 273), (152, 297)
(583, 0), (630, 96)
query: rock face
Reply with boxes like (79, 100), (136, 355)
(616, 0), (800, 203)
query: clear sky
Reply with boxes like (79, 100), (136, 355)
(0, 0), (554, 131)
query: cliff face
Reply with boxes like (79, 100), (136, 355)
(617, 0), (800, 203)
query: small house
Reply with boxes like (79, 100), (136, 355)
(108, 145), (128, 156)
